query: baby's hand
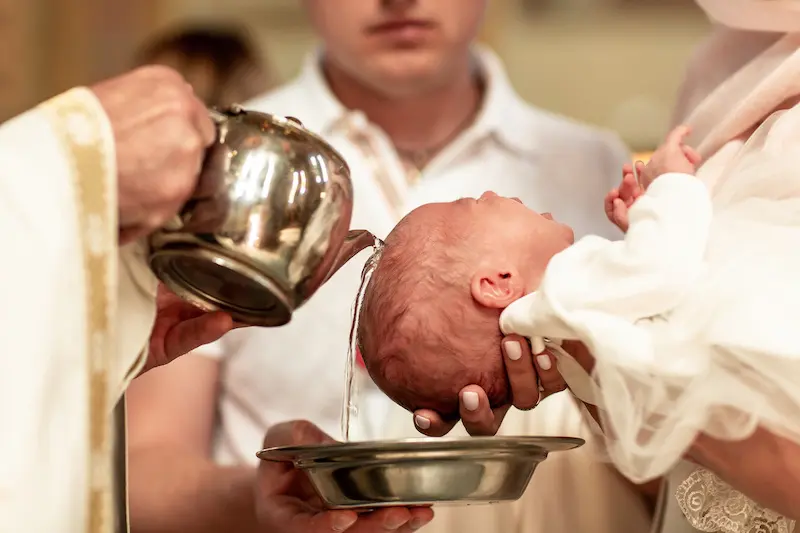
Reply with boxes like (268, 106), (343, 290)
(604, 162), (644, 233)
(639, 125), (702, 190)
(606, 125), (702, 233)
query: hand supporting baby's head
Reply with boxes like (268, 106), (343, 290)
(357, 193), (574, 420)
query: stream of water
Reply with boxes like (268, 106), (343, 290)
(340, 237), (384, 442)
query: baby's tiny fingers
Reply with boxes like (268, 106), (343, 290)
(620, 174), (638, 202)
(682, 145), (702, 166)
(666, 124), (692, 145)
(605, 189), (620, 219)
(612, 198), (629, 232)
(622, 162), (633, 177)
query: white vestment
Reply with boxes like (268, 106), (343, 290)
(500, 106), (800, 533)
(0, 88), (158, 533)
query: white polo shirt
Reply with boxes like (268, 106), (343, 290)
(195, 47), (630, 466)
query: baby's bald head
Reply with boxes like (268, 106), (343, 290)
(357, 204), (509, 420)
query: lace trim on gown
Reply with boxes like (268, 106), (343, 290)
(676, 468), (795, 533)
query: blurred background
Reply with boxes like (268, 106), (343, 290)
(3, 0), (709, 151)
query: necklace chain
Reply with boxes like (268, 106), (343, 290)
(395, 103), (481, 171)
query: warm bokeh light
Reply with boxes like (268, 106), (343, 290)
(0, 0), (708, 149)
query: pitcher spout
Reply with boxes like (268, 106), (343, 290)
(325, 230), (383, 283)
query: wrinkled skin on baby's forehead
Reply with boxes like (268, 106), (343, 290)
(388, 202), (461, 238)
(383, 201), (473, 252)
(373, 209), (452, 270)
(389, 194), (569, 245)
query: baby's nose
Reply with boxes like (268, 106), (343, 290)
(479, 191), (498, 201)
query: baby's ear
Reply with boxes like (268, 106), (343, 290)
(470, 267), (525, 309)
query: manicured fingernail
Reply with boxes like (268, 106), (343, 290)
(332, 513), (357, 531)
(536, 354), (552, 371)
(414, 415), (431, 430)
(462, 391), (480, 411)
(504, 340), (522, 361)
(531, 337), (545, 354)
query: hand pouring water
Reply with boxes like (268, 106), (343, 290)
(148, 105), (382, 327)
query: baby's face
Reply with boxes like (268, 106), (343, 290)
(358, 192), (574, 418)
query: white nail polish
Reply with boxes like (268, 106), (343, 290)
(414, 415), (431, 430)
(504, 341), (522, 361)
(531, 337), (545, 355)
(462, 391), (480, 411)
(536, 354), (552, 371)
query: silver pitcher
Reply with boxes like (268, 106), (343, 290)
(149, 105), (380, 327)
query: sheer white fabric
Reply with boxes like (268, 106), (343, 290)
(500, 107), (800, 533)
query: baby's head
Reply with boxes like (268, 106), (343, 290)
(358, 192), (574, 420)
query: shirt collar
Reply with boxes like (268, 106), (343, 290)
(293, 45), (538, 156)
(468, 45), (540, 157)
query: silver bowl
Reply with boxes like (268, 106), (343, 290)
(257, 436), (584, 509)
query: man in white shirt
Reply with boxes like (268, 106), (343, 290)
(126, 1), (654, 532)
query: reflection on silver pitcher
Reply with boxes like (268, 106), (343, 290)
(149, 105), (381, 326)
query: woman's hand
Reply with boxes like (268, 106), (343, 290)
(412, 334), (568, 436)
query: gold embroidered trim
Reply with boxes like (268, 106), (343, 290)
(41, 87), (117, 533)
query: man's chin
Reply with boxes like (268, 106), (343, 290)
(367, 55), (450, 96)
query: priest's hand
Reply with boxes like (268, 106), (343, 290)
(143, 283), (241, 374)
(256, 421), (434, 532)
(91, 65), (216, 244)
(412, 334), (566, 437)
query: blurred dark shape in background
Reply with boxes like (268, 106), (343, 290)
(135, 25), (274, 108)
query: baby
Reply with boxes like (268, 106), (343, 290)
(358, 126), (700, 419)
